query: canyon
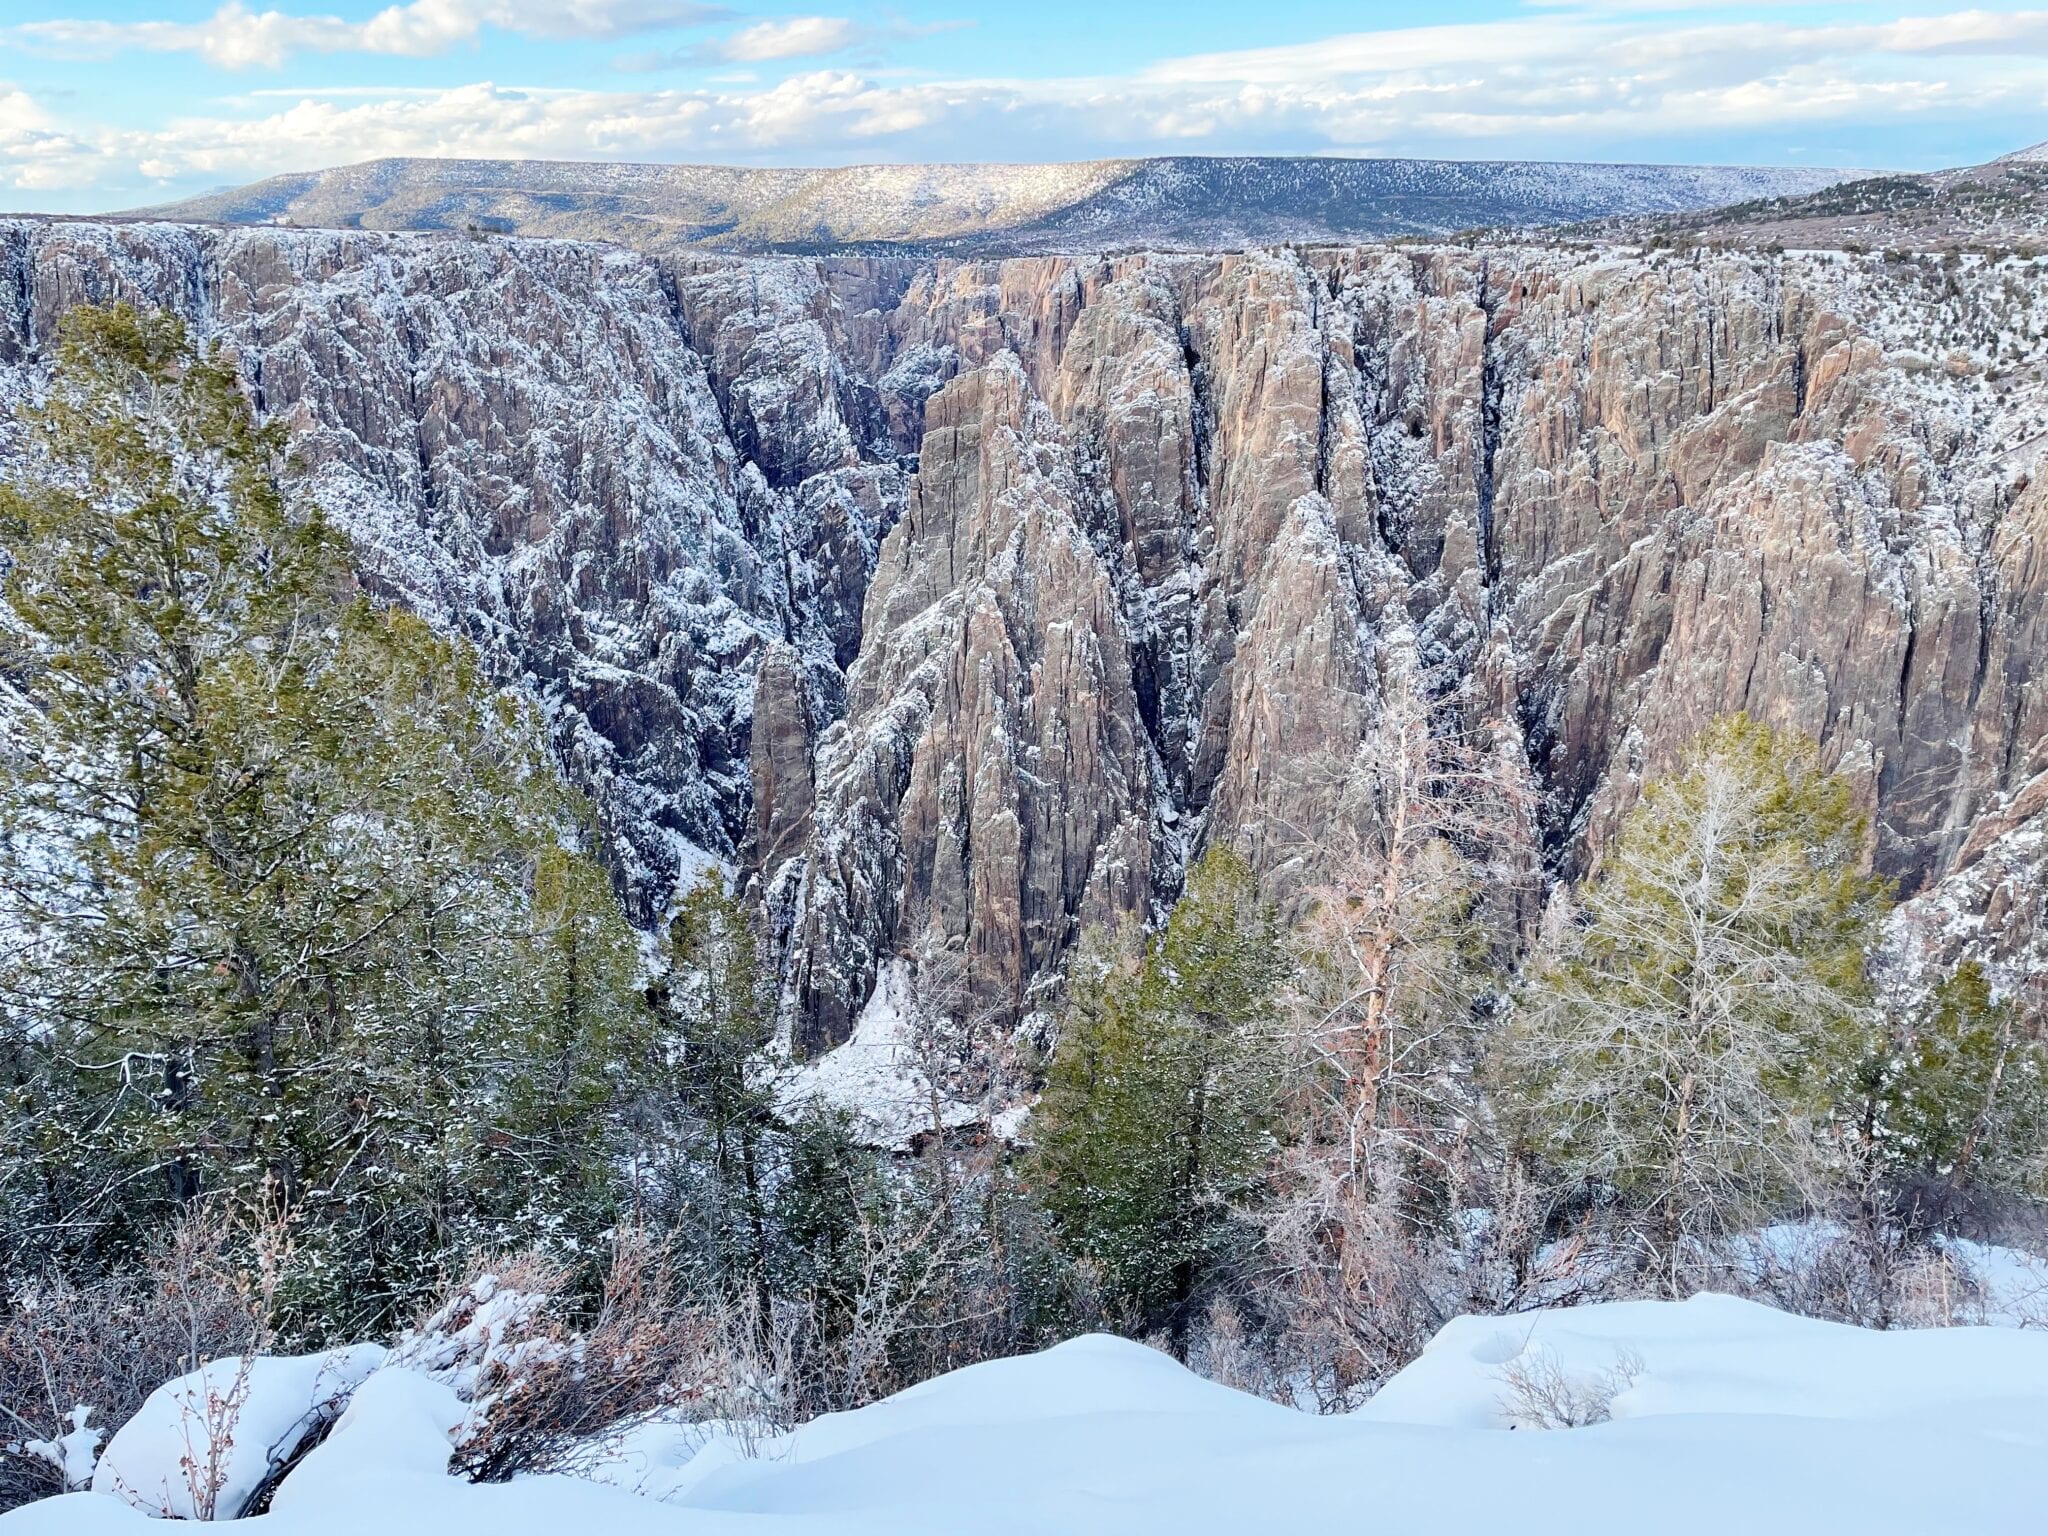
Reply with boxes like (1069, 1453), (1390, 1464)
(2, 220), (2043, 1051)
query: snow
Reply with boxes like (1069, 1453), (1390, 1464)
(17, 1408), (103, 1493)
(1360, 1292), (2048, 1433)
(13, 1296), (2047, 1534)
(1945, 1238), (2048, 1326)
(386, 1273), (560, 1404)
(769, 959), (981, 1150)
(269, 1372), (461, 1511)
(563, 1416), (749, 1503)
(88, 1346), (385, 1521)
(1728, 1221), (2048, 1327)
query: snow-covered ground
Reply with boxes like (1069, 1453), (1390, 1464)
(768, 960), (985, 1150)
(9, 1293), (2044, 1535)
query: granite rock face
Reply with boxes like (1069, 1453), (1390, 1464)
(1, 223), (2041, 1048)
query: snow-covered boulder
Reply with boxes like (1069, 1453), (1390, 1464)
(89, 1345), (384, 1520)
(271, 1369), (462, 1510)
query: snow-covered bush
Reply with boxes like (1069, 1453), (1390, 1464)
(0, 1213), (262, 1511)
(397, 1234), (803, 1484)
(1496, 1344), (1645, 1428)
(386, 1252), (572, 1405)
(90, 1345), (384, 1520)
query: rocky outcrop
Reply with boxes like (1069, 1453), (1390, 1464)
(1, 222), (2042, 1048)
(779, 244), (2048, 1037)
(0, 224), (920, 923)
(787, 355), (1160, 1049)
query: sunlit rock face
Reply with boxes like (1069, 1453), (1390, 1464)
(3, 223), (2042, 1044)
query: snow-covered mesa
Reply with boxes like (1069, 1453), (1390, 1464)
(9, 1294), (2045, 1535)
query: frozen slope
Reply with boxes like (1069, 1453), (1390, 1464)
(8, 1297), (2046, 1535)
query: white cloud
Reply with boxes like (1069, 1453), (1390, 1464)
(0, 84), (106, 191)
(1145, 21), (1599, 86)
(11, 7), (2048, 200)
(701, 16), (864, 63)
(1146, 10), (2048, 86)
(8, 0), (731, 70)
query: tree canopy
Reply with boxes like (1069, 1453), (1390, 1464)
(0, 306), (644, 1332)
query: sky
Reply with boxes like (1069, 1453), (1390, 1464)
(3, 1), (2047, 213)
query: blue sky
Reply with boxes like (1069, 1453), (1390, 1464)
(4, 1), (2047, 212)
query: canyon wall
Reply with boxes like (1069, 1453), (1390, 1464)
(3, 222), (2041, 1047)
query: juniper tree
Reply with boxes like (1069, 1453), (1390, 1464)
(645, 869), (777, 1312)
(0, 305), (643, 1330)
(1032, 847), (1284, 1346)
(1501, 716), (1892, 1290)
(1873, 963), (2046, 1203)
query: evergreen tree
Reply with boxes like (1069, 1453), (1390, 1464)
(0, 305), (643, 1331)
(646, 869), (776, 1312)
(1032, 847), (1284, 1345)
(1878, 963), (2046, 1199)
(1501, 716), (1892, 1288)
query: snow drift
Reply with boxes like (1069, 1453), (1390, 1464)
(8, 1295), (2044, 1535)
(88, 1348), (384, 1520)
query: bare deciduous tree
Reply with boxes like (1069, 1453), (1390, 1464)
(1502, 717), (1890, 1293)
(1260, 633), (1537, 1401)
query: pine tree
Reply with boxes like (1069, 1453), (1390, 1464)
(1032, 847), (1284, 1345)
(1501, 716), (1893, 1288)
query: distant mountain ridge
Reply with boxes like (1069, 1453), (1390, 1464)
(118, 153), (1854, 254)
(1576, 142), (2048, 251)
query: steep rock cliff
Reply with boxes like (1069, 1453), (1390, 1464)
(1, 222), (2040, 1050)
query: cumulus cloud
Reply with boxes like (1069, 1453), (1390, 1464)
(12, 8), (2048, 201)
(0, 84), (109, 191)
(8, 0), (732, 70)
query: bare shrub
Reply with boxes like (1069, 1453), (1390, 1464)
(1721, 1217), (2022, 1331)
(1185, 1298), (1287, 1402)
(389, 1249), (574, 1403)
(1497, 1345), (1644, 1429)
(87, 1203), (300, 1522)
(1733, 1223), (1906, 1327)
(1262, 1158), (1464, 1410)
(434, 1231), (806, 1483)
(0, 1208), (262, 1512)
(440, 1236), (676, 1483)
(816, 1176), (987, 1411)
